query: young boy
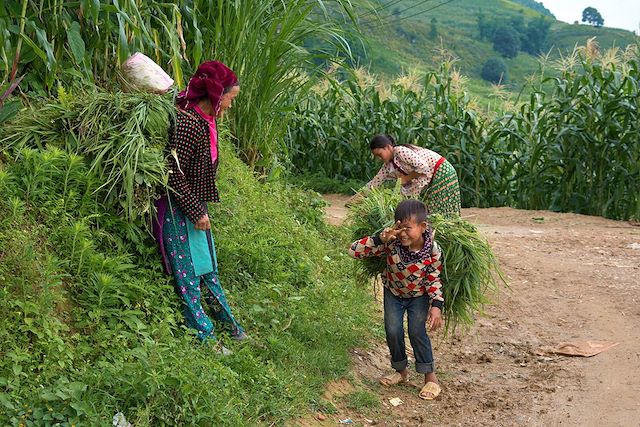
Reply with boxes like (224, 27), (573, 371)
(349, 199), (443, 400)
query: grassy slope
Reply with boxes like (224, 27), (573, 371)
(355, 0), (637, 94)
(0, 141), (377, 426)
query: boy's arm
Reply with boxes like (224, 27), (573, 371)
(348, 234), (387, 259)
(425, 242), (444, 310)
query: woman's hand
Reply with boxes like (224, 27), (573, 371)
(400, 171), (423, 185)
(427, 306), (443, 331)
(345, 192), (364, 208)
(195, 214), (211, 230)
(380, 221), (403, 243)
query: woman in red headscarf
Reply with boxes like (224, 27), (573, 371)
(153, 61), (245, 351)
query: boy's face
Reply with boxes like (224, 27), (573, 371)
(396, 216), (427, 249)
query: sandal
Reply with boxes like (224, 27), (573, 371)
(379, 372), (408, 387)
(232, 331), (249, 341)
(213, 342), (233, 356)
(419, 381), (441, 400)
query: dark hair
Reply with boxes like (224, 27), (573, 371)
(394, 199), (428, 223)
(370, 134), (395, 150)
(370, 134), (419, 151)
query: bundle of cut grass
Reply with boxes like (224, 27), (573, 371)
(0, 87), (176, 227)
(347, 187), (506, 333)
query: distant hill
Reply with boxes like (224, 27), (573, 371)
(333, 0), (638, 95)
(510, 0), (554, 17)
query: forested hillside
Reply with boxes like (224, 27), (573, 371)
(337, 0), (638, 91)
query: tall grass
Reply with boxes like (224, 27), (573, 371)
(287, 45), (640, 220)
(0, 87), (175, 228)
(0, 0), (363, 168)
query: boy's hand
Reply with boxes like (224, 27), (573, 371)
(380, 221), (403, 243)
(427, 306), (443, 331)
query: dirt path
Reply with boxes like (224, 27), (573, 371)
(296, 195), (640, 427)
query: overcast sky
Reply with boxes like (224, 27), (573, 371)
(538, 0), (639, 33)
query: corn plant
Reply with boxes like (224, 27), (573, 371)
(287, 45), (640, 220)
(502, 45), (640, 219)
(286, 65), (515, 208)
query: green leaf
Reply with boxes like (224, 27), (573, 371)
(0, 100), (21, 124)
(89, 0), (101, 23)
(66, 21), (85, 65)
(0, 393), (15, 410)
(115, 12), (130, 65)
(30, 22), (56, 70)
(20, 32), (47, 62)
(40, 390), (60, 402)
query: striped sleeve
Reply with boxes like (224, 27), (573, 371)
(348, 235), (387, 259)
(425, 242), (444, 309)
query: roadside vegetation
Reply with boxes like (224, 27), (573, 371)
(0, 0), (638, 424)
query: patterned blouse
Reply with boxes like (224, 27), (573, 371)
(348, 233), (444, 308)
(366, 145), (443, 197)
(167, 108), (220, 224)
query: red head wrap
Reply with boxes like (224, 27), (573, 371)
(177, 61), (239, 113)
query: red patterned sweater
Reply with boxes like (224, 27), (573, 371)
(348, 234), (444, 309)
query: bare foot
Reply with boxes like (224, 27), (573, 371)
(379, 369), (409, 386)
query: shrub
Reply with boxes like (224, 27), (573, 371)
(0, 142), (377, 426)
(481, 57), (508, 84)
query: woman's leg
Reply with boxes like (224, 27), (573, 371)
(163, 206), (216, 341)
(201, 270), (245, 338)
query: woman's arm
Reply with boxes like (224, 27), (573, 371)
(366, 162), (395, 190)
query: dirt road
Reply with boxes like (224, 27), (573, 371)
(299, 195), (640, 427)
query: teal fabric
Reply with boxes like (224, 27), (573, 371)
(186, 217), (214, 277)
(162, 203), (245, 341)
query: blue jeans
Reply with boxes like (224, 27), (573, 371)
(383, 287), (435, 374)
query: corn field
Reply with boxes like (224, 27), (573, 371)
(286, 46), (640, 220)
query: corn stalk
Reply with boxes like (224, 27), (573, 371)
(287, 46), (640, 220)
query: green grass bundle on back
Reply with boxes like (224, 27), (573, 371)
(0, 87), (176, 228)
(347, 187), (505, 332)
